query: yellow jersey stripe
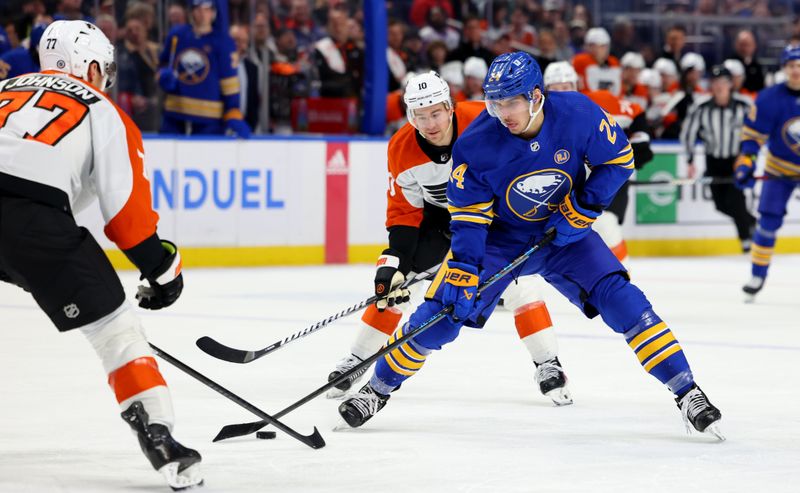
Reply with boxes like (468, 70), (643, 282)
(627, 322), (668, 351)
(603, 150), (635, 165)
(219, 76), (240, 95)
(636, 332), (677, 363)
(451, 215), (493, 225)
(425, 251), (453, 299)
(643, 344), (683, 372)
(742, 126), (767, 138)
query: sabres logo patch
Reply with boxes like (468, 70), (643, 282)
(506, 169), (572, 222)
(781, 117), (800, 156)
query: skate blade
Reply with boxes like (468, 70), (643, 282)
(704, 423), (726, 442)
(545, 387), (574, 407)
(159, 462), (204, 491)
(743, 293), (757, 304)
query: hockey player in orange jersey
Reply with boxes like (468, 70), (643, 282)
(326, 71), (573, 406)
(543, 61), (654, 267)
(572, 27), (621, 94)
(0, 21), (201, 490)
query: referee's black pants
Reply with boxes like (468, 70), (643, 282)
(705, 156), (756, 240)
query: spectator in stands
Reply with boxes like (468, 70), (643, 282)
(230, 24), (261, 132)
(660, 52), (706, 139)
(424, 39), (448, 72)
(620, 51), (648, 109)
(542, 0), (566, 24)
(409, 0), (453, 29)
(251, 11), (273, 64)
(0, 22), (45, 80)
(484, 1), (509, 43)
(660, 25), (686, 66)
(403, 27), (424, 72)
(447, 15), (492, 66)
(463, 56), (486, 100)
(419, 6), (459, 51)
(733, 29), (764, 92)
(125, 1), (157, 43)
(0, 24), (11, 56)
(535, 28), (560, 73)
(610, 16), (636, 59)
(505, 7), (536, 48)
(96, 13), (118, 44)
(167, 2), (188, 29)
(387, 17), (409, 91)
(573, 27), (621, 94)
(54, 0), (92, 22)
(287, 0), (323, 53)
(567, 19), (585, 55)
(491, 32), (512, 57)
(116, 11), (159, 131)
(274, 0), (293, 26)
(312, 8), (363, 98)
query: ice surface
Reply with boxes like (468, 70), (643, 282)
(1, 255), (799, 492)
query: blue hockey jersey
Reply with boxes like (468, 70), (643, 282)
(0, 46), (39, 80)
(159, 24), (242, 123)
(448, 91), (634, 266)
(741, 83), (800, 177)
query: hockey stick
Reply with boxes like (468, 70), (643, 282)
(149, 343), (325, 449)
(196, 263), (442, 364)
(213, 229), (556, 442)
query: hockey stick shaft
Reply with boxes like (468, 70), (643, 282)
(149, 343), (325, 449)
(213, 229), (556, 441)
(196, 263), (442, 364)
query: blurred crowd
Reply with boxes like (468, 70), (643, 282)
(1, 0), (800, 137)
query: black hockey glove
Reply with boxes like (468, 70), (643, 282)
(136, 240), (183, 310)
(374, 249), (410, 311)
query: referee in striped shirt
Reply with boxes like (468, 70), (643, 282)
(681, 64), (756, 251)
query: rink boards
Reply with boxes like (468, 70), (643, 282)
(72, 137), (800, 268)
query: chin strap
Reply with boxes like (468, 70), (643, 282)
(520, 92), (546, 134)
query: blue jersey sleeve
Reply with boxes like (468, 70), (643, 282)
(740, 89), (773, 156)
(447, 141), (495, 267)
(216, 34), (242, 119)
(580, 104), (634, 207)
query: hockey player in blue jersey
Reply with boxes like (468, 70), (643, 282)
(736, 45), (800, 301)
(339, 52), (723, 439)
(158, 0), (251, 138)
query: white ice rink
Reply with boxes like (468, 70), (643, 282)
(1, 255), (799, 492)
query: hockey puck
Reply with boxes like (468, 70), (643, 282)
(256, 431), (277, 440)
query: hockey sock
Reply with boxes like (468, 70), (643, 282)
(751, 225), (777, 278)
(514, 301), (558, 363)
(624, 310), (694, 396)
(351, 304), (403, 360)
(81, 304), (175, 429)
(373, 323), (431, 394)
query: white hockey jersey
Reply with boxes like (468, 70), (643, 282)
(0, 70), (157, 251)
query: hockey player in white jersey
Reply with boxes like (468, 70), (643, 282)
(326, 71), (572, 406)
(0, 21), (202, 490)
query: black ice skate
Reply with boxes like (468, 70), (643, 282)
(327, 353), (368, 399)
(742, 275), (765, 303)
(121, 401), (203, 491)
(338, 383), (390, 428)
(675, 385), (724, 441)
(534, 357), (573, 406)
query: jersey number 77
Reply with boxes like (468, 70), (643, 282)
(0, 90), (89, 146)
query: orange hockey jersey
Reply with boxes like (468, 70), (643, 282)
(386, 101), (484, 229)
(573, 52), (621, 94)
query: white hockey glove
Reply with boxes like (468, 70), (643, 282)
(374, 249), (410, 311)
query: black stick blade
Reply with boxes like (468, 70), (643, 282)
(213, 420), (268, 442)
(196, 336), (254, 364)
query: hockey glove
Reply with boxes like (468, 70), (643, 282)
(546, 192), (602, 247)
(374, 249), (410, 311)
(441, 260), (479, 322)
(225, 118), (252, 139)
(734, 154), (756, 190)
(136, 240), (183, 310)
(157, 68), (178, 92)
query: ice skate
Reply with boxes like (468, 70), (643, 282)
(326, 353), (369, 399)
(121, 401), (203, 491)
(338, 382), (390, 428)
(676, 385), (724, 441)
(742, 275), (764, 303)
(534, 357), (573, 406)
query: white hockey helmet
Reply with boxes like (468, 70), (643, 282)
(543, 61), (578, 88)
(653, 57), (678, 78)
(39, 20), (117, 90)
(620, 51), (645, 69)
(439, 60), (464, 88)
(404, 71), (452, 124)
(679, 52), (706, 74)
(637, 68), (662, 90)
(723, 58), (745, 77)
(463, 56), (488, 80)
(585, 27), (610, 46)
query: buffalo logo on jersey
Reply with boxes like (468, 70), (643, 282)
(176, 48), (210, 85)
(506, 169), (572, 222)
(554, 149), (570, 165)
(781, 117), (800, 156)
